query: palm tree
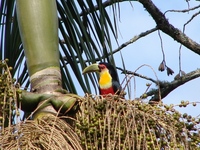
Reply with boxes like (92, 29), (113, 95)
(1, 0), (118, 116)
(0, 0), (199, 149)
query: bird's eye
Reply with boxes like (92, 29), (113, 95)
(98, 64), (106, 70)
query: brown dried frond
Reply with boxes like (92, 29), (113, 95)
(0, 116), (82, 150)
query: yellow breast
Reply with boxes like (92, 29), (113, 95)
(99, 70), (112, 89)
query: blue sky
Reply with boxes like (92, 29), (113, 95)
(105, 1), (200, 117)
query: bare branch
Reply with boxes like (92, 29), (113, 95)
(148, 69), (200, 102)
(116, 66), (158, 84)
(117, 66), (200, 103)
(138, 0), (200, 55)
(158, 30), (165, 62)
(164, 4), (200, 14)
(64, 27), (158, 64)
(184, 10), (200, 26)
(111, 27), (158, 55)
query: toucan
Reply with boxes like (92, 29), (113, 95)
(82, 62), (122, 96)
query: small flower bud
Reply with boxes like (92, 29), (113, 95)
(166, 67), (174, 76)
(180, 70), (186, 76)
(158, 61), (165, 72)
(174, 74), (180, 80)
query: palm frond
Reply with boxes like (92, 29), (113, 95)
(57, 0), (120, 94)
(0, 0), (122, 95)
(0, 0), (27, 87)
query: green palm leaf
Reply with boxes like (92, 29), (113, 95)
(0, 0), (120, 95)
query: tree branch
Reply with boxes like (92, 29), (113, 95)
(117, 67), (200, 103)
(111, 27), (158, 55)
(147, 69), (200, 102)
(138, 0), (200, 55)
(64, 27), (158, 64)
(116, 66), (158, 84)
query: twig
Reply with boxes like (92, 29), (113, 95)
(110, 27), (158, 55)
(157, 30), (165, 61)
(63, 27), (158, 64)
(164, 4), (200, 14)
(116, 67), (159, 84)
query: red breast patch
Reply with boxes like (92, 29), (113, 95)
(100, 87), (115, 95)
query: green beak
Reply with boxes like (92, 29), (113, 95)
(82, 63), (100, 74)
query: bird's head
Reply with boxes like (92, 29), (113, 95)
(83, 62), (115, 73)
(82, 62), (119, 80)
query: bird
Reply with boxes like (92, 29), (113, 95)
(82, 62), (122, 96)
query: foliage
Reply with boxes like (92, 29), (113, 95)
(0, 59), (20, 128)
(75, 95), (200, 150)
(0, 0), (119, 94)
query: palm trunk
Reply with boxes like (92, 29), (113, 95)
(16, 0), (62, 118)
